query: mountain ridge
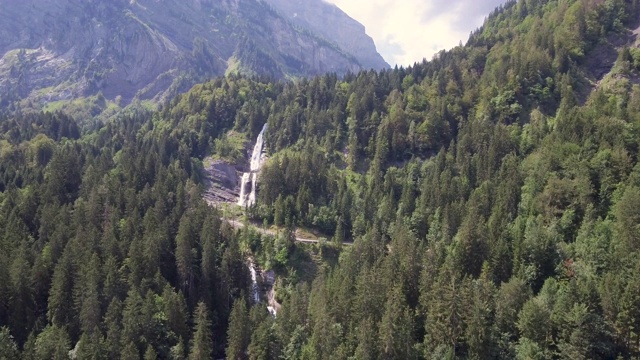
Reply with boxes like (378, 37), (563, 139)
(0, 0), (388, 113)
(264, 0), (389, 70)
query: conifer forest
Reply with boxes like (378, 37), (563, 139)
(3, 0), (640, 359)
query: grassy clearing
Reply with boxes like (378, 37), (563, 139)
(225, 56), (241, 76)
(213, 130), (248, 163)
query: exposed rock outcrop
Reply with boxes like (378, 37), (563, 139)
(202, 159), (241, 205)
(264, 0), (389, 70)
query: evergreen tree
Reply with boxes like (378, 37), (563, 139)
(163, 285), (190, 350)
(144, 345), (158, 360)
(170, 340), (186, 360)
(121, 341), (140, 360)
(226, 299), (250, 360)
(103, 298), (124, 359)
(189, 302), (214, 360)
(0, 327), (19, 360)
(247, 307), (274, 360)
(74, 331), (107, 360)
(354, 317), (377, 360)
(378, 285), (415, 359)
(34, 325), (71, 360)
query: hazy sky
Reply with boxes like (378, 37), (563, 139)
(325, 0), (508, 67)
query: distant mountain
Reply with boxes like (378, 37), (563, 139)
(0, 0), (388, 111)
(264, 0), (389, 70)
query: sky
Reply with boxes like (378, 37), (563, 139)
(325, 0), (508, 67)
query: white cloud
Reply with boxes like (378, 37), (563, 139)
(325, 0), (507, 67)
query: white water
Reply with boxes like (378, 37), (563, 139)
(248, 260), (277, 317)
(238, 124), (267, 207)
(267, 306), (277, 318)
(237, 173), (251, 206)
(249, 260), (260, 304)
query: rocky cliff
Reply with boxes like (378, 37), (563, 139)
(264, 0), (389, 70)
(0, 0), (388, 111)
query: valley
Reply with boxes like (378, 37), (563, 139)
(2, 0), (640, 359)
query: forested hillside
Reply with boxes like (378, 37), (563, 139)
(2, 0), (640, 359)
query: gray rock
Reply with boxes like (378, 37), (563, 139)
(0, 0), (388, 111)
(264, 0), (389, 70)
(202, 158), (241, 204)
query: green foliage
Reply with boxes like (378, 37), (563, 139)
(189, 302), (213, 360)
(34, 325), (71, 360)
(2, 0), (640, 359)
(226, 298), (250, 360)
(0, 327), (19, 360)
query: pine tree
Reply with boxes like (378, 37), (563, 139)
(465, 272), (496, 360)
(74, 331), (107, 360)
(79, 253), (102, 335)
(176, 213), (196, 298)
(247, 307), (274, 360)
(189, 302), (213, 360)
(103, 298), (123, 359)
(614, 186), (640, 253)
(517, 298), (552, 352)
(144, 345), (158, 360)
(200, 213), (220, 309)
(8, 241), (34, 344)
(163, 285), (190, 349)
(273, 195), (285, 227)
(424, 264), (466, 356)
(280, 325), (305, 360)
(170, 340), (186, 360)
(0, 327), (19, 360)
(378, 285), (415, 360)
(121, 289), (144, 354)
(354, 317), (377, 360)
(226, 298), (250, 360)
(34, 325), (71, 360)
(121, 341), (140, 360)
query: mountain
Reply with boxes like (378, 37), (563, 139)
(0, 0), (388, 111)
(264, 0), (389, 70)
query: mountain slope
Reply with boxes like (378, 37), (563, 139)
(264, 0), (389, 70)
(0, 0), (388, 110)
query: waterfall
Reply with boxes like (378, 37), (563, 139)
(248, 259), (277, 317)
(238, 124), (267, 207)
(248, 260), (260, 304)
(237, 173), (251, 206)
(267, 306), (277, 318)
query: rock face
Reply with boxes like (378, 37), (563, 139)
(264, 0), (389, 70)
(203, 159), (240, 205)
(0, 0), (388, 110)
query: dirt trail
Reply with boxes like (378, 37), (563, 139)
(225, 219), (353, 246)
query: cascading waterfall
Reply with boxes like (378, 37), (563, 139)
(240, 125), (277, 315)
(238, 124), (267, 207)
(247, 259), (277, 317)
(248, 260), (260, 304)
(237, 173), (251, 206)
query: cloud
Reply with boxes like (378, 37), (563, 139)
(325, 0), (507, 67)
